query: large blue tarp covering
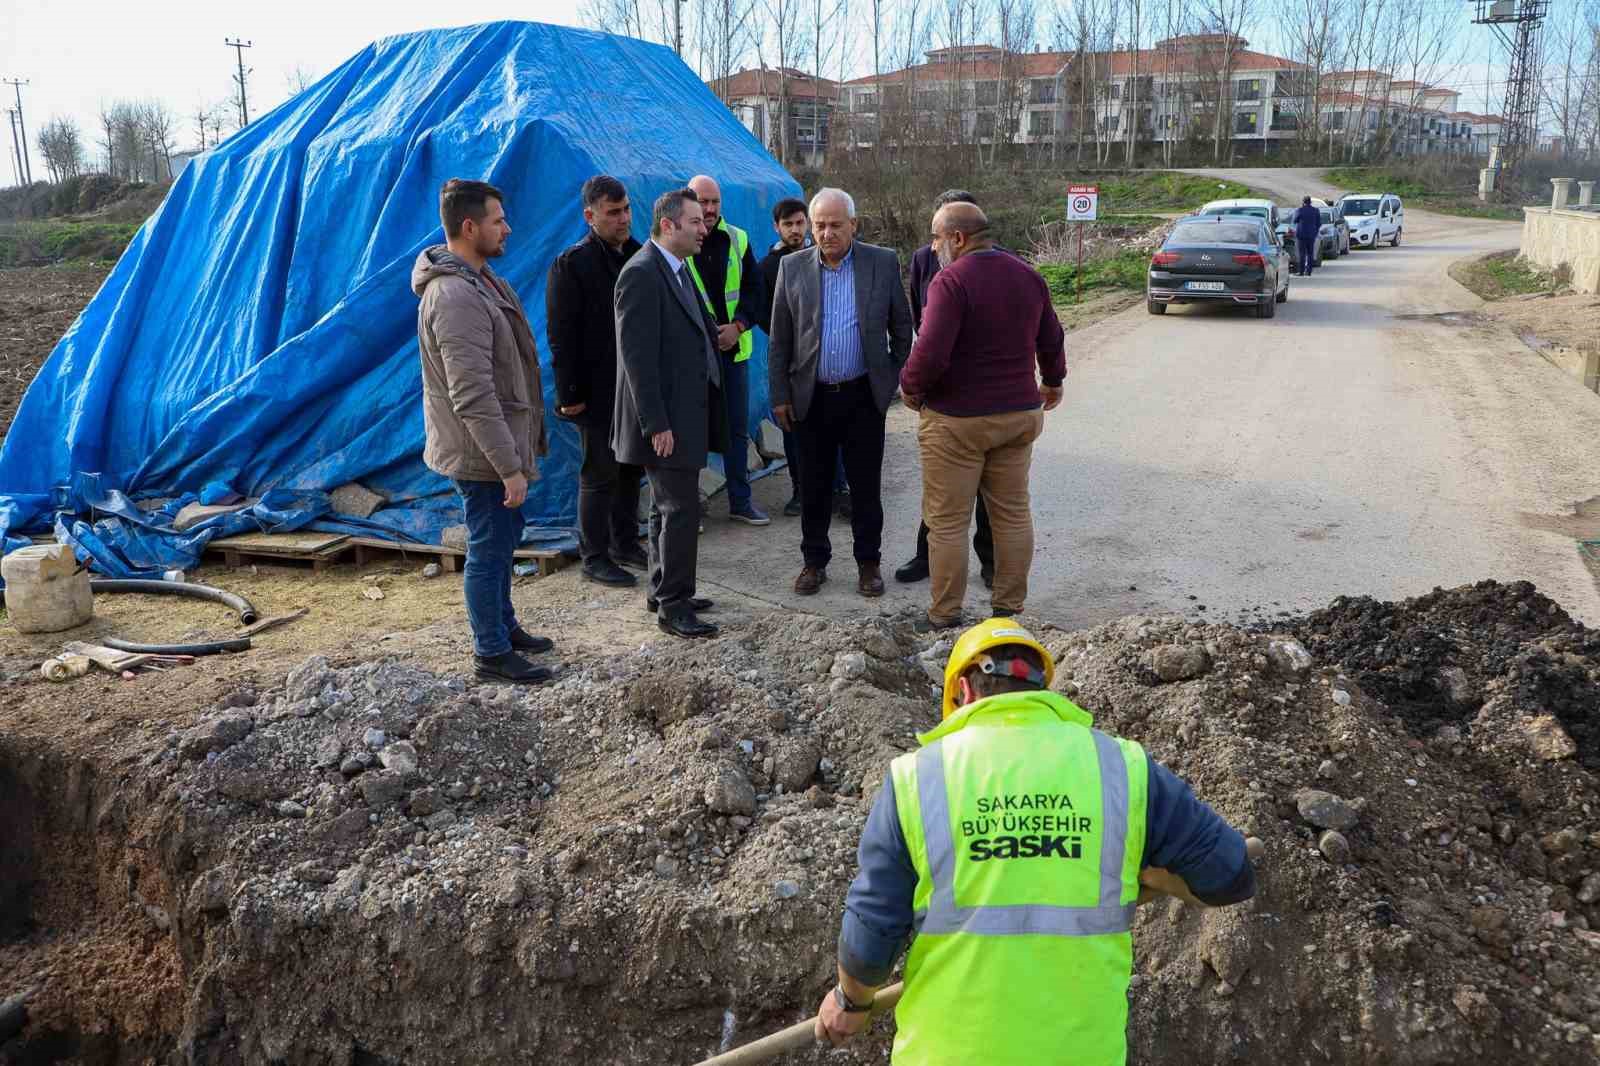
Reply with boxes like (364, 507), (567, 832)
(0, 21), (799, 576)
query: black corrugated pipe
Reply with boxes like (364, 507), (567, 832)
(101, 635), (251, 656)
(89, 579), (259, 625)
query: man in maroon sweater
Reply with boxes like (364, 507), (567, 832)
(899, 202), (1065, 627)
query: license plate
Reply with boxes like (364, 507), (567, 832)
(1185, 281), (1226, 291)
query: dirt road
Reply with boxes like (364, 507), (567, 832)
(683, 167), (1600, 630)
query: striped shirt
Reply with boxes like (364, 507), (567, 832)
(818, 245), (865, 383)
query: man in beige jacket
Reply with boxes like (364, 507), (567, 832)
(413, 178), (556, 684)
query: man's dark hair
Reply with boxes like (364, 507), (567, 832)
(652, 187), (699, 236)
(583, 174), (628, 208)
(772, 197), (808, 223)
(439, 178), (505, 239)
(964, 644), (1047, 700)
(1303, 195), (1313, 205)
(934, 188), (979, 209)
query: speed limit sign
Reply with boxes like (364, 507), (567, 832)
(1067, 184), (1099, 221)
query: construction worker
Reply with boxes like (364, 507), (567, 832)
(686, 174), (768, 527)
(815, 618), (1257, 1063)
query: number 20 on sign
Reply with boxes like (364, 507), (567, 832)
(1066, 184), (1098, 302)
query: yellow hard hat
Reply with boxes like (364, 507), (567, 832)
(941, 618), (1055, 718)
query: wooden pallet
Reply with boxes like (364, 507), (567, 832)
(346, 536), (569, 577)
(206, 531), (353, 571)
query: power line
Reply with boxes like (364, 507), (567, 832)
(225, 38), (253, 128)
(2, 79), (31, 184)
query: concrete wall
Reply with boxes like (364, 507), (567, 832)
(1521, 207), (1600, 294)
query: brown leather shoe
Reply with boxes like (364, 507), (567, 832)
(794, 565), (828, 595)
(857, 562), (885, 598)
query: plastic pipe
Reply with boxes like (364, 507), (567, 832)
(89, 578), (258, 624)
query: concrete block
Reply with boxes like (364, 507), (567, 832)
(174, 500), (254, 532)
(748, 439), (764, 473)
(330, 482), (386, 519)
(441, 524), (469, 551)
(756, 419), (786, 460)
(698, 467), (726, 499)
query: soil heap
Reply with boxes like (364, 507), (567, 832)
(1, 580), (1596, 1065)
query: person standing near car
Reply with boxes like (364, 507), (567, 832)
(547, 175), (645, 588)
(414, 178), (556, 684)
(1292, 196), (1321, 277)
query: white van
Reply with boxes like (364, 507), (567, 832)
(1338, 193), (1404, 248)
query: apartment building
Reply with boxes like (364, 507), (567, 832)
(708, 67), (839, 165)
(1319, 71), (1497, 156)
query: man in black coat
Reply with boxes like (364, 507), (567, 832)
(613, 188), (727, 638)
(895, 188), (996, 589)
(547, 175), (645, 587)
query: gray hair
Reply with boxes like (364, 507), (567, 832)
(810, 187), (856, 219)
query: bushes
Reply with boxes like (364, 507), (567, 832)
(0, 220), (141, 267)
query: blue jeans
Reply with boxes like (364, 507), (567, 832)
(1297, 237), (1316, 275)
(453, 479), (524, 657)
(720, 353), (752, 511)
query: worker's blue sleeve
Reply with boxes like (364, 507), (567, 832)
(1142, 754), (1256, 906)
(837, 771), (917, 986)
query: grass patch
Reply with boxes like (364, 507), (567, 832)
(1448, 250), (1556, 300)
(1084, 172), (1259, 213)
(1324, 166), (1524, 221)
(1038, 248), (1150, 299)
(0, 219), (139, 267)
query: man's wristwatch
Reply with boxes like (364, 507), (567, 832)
(833, 985), (872, 1014)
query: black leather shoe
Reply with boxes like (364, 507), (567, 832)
(783, 495), (801, 517)
(581, 560), (637, 587)
(474, 651), (555, 684)
(659, 611), (718, 638)
(613, 545), (648, 570)
(509, 628), (554, 654)
(980, 564), (995, 589)
(894, 556), (930, 583)
(646, 596), (713, 613)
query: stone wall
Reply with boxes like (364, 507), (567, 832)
(1521, 207), (1600, 294)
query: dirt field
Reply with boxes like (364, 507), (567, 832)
(0, 265), (109, 436)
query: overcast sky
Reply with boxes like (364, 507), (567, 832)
(3, 0), (1506, 183)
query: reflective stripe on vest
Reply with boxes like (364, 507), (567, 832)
(686, 218), (753, 363)
(912, 728), (1136, 938)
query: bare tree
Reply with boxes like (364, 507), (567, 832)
(763, 0), (811, 162)
(285, 64), (320, 96)
(991, 0), (1037, 164)
(37, 117), (85, 183)
(1197, 0), (1253, 162)
(138, 100), (180, 181)
(1542, 0), (1600, 159)
(97, 102), (117, 176)
(1274, 0), (1340, 157)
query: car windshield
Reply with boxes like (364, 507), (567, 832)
(1343, 198), (1380, 216)
(1319, 209), (1334, 222)
(1171, 221), (1260, 244)
(1203, 206), (1267, 220)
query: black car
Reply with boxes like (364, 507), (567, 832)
(1147, 215), (1290, 319)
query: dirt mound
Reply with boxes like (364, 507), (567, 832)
(2, 589), (1598, 1064)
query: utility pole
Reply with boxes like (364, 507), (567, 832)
(6, 109), (22, 187)
(1472, 0), (1549, 195)
(2, 79), (31, 184)
(674, 0), (687, 56)
(225, 38), (253, 128)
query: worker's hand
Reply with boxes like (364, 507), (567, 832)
(1136, 866), (1203, 907)
(1040, 384), (1063, 411)
(651, 429), (675, 459)
(558, 402), (587, 417)
(772, 404), (795, 432)
(814, 989), (871, 1048)
(502, 473), (528, 509)
(902, 393), (923, 412)
(716, 323), (741, 352)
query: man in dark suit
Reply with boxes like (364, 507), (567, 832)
(769, 187), (913, 599)
(546, 175), (644, 588)
(896, 188), (995, 589)
(613, 188), (726, 638)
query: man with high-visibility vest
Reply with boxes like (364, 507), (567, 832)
(687, 174), (769, 527)
(815, 618), (1257, 1062)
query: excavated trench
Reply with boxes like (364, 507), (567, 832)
(3, 593), (1599, 1066)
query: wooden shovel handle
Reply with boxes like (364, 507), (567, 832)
(689, 982), (904, 1066)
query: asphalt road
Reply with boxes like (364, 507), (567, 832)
(682, 167), (1600, 630)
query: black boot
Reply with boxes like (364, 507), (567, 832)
(895, 555), (930, 583)
(474, 651), (555, 684)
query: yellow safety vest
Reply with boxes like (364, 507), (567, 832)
(686, 217), (752, 363)
(888, 690), (1149, 1065)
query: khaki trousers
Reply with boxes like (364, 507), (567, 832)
(917, 407), (1044, 622)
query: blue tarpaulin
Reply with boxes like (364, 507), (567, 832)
(0, 21), (800, 578)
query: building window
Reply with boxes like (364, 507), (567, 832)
(1100, 114), (1120, 132)
(1030, 79), (1056, 105)
(1109, 83), (1121, 100)
(976, 80), (999, 106)
(976, 111), (996, 137)
(1234, 110), (1258, 135)
(1236, 78), (1262, 101)
(1029, 110), (1055, 135)
(1328, 111), (1346, 130)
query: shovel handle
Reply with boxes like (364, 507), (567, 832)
(689, 983), (903, 1066)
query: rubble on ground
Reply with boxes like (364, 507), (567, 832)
(1, 582), (1597, 1064)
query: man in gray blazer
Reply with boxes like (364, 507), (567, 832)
(613, 188), (728, 638)
(769, 187), (913, 599)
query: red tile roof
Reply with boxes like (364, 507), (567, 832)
(843, 44), (1300, 86)
(709, 67), (840, 100)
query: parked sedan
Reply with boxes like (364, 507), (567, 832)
(1274, 206), (1341, 264)
(1312, 199), (1352, 256)
(1147, 216), (1290, 319)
